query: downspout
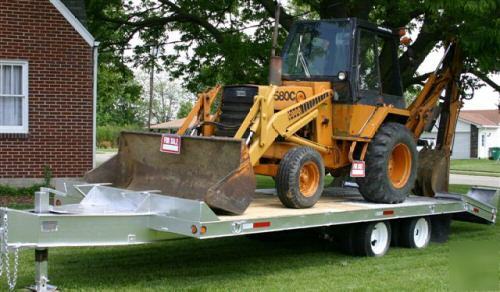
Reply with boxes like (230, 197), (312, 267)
(92, 42), (100, 168)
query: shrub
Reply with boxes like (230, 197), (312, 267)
(97, 124), (143, 149)
(0, 184), (46, 196)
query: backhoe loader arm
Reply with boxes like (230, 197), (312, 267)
(238, 86), (334, 165)
(177, 85), (221, 136)
(407, 41), (464, 197)
(406, 42), (463, 143)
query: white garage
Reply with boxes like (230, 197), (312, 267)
(451, 131), (471, 159)
(420, 110), (500, 159)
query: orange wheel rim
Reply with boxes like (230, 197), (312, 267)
(388, 143), (412, 189)
(299, 162), (320, 197)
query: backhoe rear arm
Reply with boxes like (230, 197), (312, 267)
(406, 42), (463, 147)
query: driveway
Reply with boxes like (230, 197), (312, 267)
(96, 152), (116, 167)
(450, 173), (499, 188)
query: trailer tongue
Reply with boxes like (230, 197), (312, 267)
(85, 132), (256, 215)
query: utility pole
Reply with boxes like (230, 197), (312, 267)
(147, 45), (159, 130)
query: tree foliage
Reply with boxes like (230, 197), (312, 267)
(93, 0), (499, 95)
(86, 0), (143, 126)
(177, 100), (193, 119)
(136, 72), (194, 124)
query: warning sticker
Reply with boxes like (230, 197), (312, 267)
(160, 134), (181, 154)
(350, 160), (365, 177)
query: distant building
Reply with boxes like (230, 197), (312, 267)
(421, 109), (500, 159)
(150, 118), (198, 133)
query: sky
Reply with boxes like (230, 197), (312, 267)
(416, 45), (499, 110)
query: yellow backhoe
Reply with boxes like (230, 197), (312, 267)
(86, 18), (464, 215)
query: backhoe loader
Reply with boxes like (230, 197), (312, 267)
(86, 18), (464, 215)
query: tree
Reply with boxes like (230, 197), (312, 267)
(86, 0), (143, 126)
(136, 71), (194, 124)
(177, 100), (193, 119)
(97, 62), (143, 126)
(93, 0), (499, 96)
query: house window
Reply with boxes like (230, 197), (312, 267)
(481, 134), (486, 147)
(0, 61), (29, 133)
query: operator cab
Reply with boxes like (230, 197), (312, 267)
(281, 18), (405, 108)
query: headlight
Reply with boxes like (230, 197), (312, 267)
(338, 71), (347, 80)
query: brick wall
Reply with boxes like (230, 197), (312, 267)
(0, 0), (93, 178)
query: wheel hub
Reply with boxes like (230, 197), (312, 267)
(388, 143), (412, 189)
(413, 218), (430, 248)
(370, 222), (389, 255)
(299, 162), (320, 197)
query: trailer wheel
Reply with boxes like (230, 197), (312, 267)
(276, 147), (324, 208)
(353, 221), (391, 257)
(357, 123), (417, 204)
(399, 217), (431, 249)
(330, 225), (355, 255)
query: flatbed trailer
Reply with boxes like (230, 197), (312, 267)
(0, 182), (498, 291)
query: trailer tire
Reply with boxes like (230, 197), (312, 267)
(353, 221), (391, 257)
(357, 123), (417, 204)
(331, 225), (356, 255)
(276, 147), (324, 208)
(399, 217), (431, 249)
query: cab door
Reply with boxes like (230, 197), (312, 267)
(355, 28), (404, 108)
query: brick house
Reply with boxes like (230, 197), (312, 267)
(0, 0), (98, 186)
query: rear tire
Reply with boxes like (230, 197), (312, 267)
(399, 217), (432, 249)
(352, 221), (391, 257)
(276, 147), (324, 208)
(357, 123), (417, 203)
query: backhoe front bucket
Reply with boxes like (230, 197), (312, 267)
(414, 148), (450, 197)
(85, 132), (256, 214)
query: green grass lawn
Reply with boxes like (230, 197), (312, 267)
(450, 159), (500, 177)
(96, 148), (119, 154)
(0, 182), (497, 291)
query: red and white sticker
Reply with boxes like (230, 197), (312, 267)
(350, 160), (365, 177)
(160, 134), (181, 154)
(243, 221), (271, 230)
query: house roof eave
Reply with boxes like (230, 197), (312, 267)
(50, 0), (96, 47)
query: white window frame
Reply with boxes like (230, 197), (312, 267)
(0, 60), (29, 134)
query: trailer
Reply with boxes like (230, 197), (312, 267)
(0, 181), (498, 291)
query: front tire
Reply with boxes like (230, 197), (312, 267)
(276, 147), (324, 208)
(357, 123), (417, 203)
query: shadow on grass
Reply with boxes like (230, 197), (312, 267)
(46, 231), (345, 288)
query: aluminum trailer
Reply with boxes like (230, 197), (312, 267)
(0, 182), (497, 291)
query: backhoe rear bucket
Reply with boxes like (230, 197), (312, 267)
(85, 132), (256, 215)
(414, 148), (450, 197)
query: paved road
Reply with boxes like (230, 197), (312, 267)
(96, 153), (498, 187)
(96, 153), (116, 167)
(450, 173), (499, 188)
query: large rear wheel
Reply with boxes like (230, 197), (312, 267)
(276, 147), (324, 208)
(357, 123), (417, 203)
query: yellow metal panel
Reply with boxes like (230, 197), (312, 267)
(332, 104), (409, 139)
